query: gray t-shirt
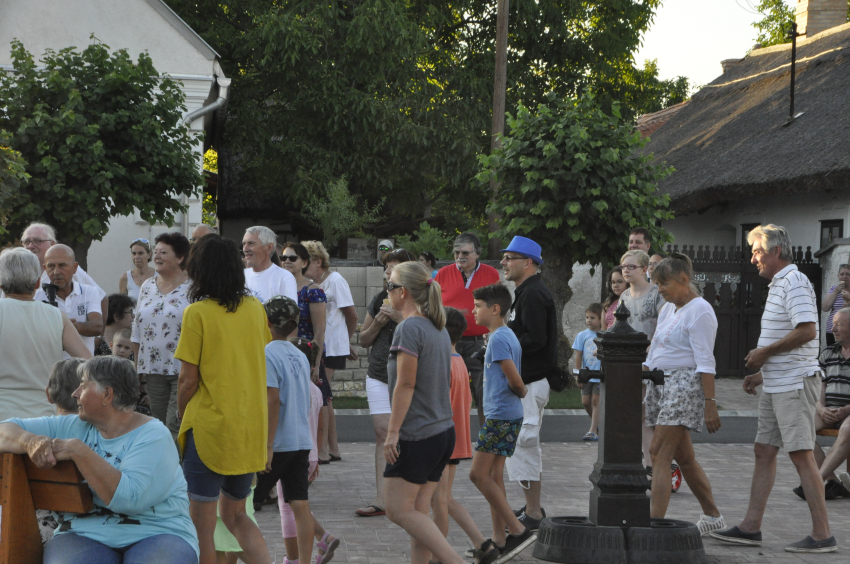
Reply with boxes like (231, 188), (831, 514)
(387, 316), (454, 441)
(366, 290), (396, 384)
(619, 285), (665, 340)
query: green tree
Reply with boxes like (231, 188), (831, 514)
(751, 1), (850, 47)
(0, 40), (204, 268)
(302, 176), (385, 248)
(168, 1), (677, 228)
(394, 221), (455, 260)
(476, 91), (673, 344)
(0, 131), (29, 235)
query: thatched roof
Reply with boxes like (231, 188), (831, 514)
(644, 23), (850, 215)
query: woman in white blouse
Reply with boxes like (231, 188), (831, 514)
(131, 232), (191, 441)
(644, 253), (724, 535)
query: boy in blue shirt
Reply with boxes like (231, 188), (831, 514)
(255, 296), (315, 564)
(573, 303), (603, 441)
(469, 284), (536, 564)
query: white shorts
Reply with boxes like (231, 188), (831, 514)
(366, 377), (392, 415)
(506, 378), (550, 482)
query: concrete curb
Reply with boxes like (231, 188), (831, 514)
(334, 409), (760, 417)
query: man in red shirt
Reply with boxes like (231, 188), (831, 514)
(435, 232), (501, 426)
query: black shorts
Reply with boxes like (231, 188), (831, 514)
(324, 355), (348, 370)
(384, 426), (455, 485)
(254, 450), (310, 503)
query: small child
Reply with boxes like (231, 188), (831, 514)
(573, 303), (603, 441)
(430, 308), (490, 558)
(110, 328), (134, 359)
(255, 296), (317, 564)
(46, 358), (84, 416)
(278, 336), (339, 564)
(469, 284), (536, 564)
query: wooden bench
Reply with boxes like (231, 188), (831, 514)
(816, 428), (850, 472)
(0, 452), (93, 564)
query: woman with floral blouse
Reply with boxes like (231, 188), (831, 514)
(131, 232), (191, 441)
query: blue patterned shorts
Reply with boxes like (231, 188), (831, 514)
(476, 417), (523, 457)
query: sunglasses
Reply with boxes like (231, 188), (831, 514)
(379, 246), (392, 252)
(386, 281), (404, 292)
(132, 238), (150, 245)
(281, 255), (300, 262)
(453, 250), (473, 257)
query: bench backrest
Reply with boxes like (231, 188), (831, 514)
(0, 453), (93, 564)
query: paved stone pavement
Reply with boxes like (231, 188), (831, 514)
(252, 442), (848, 564)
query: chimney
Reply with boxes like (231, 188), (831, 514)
(796, 0), (847, 38)
(720, 59), (743, 73)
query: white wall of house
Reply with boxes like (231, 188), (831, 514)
(0, 0), (216, 294)
(660, 191), (850, 254)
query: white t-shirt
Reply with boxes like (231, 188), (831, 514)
(759, 264), (820, 393)
(40, 265), (106, 302)
(645, 298), (718, 374)
(320, 271), (355, 357)
(244, 264), (297, 304)
(34, 281), (102, 357)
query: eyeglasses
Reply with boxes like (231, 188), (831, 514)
(386, 281), (404, 292)
(132, 238), (149, 245)
(379, 246), (392, 252)
(502, 255), (526, 262)
(22, 238), (53, 245)
(453, 250), (473, 257)
(281, 255), (300, 262)
(620, 264), (643, 271)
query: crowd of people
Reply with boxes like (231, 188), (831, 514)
(0, 219), (844, 563)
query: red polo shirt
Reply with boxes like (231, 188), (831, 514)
(435, 263), (501, 337)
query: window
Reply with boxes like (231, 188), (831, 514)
(820, 220), (843, 250)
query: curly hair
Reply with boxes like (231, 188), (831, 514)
(154, 232), (191, 270)
(106, 293), (136, 326)
(302, 240), (330, 270)
(186, 235), (247, 313)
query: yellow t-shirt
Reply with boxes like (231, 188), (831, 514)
(175, 296), (271, 475)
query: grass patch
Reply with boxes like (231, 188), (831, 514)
(333, 387), (584, 410)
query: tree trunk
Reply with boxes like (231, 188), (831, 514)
(540, 248), (575, 372)
(69, 237), (94, 272)
(487, 0), (510, 259)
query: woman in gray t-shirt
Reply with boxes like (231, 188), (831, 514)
(382, 262), (463, 564)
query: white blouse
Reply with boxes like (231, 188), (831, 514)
(131, 275), (191, 376)
(645, 298), (718, 375)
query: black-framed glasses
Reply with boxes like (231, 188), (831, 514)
(21, 238), (53, 245)
(453, 250), (473, 257)
(281, 254), (300, 262)
(619, 264), (642, 271)
(386, 281), (404, 292)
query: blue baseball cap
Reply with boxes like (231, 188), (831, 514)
(500, 236), (543, 265)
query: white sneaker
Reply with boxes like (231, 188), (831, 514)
(838, 471), (850, 493)
(696, 514), (726, 536)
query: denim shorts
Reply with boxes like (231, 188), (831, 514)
(182, 429), (254, 502)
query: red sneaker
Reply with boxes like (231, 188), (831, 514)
(671, 463), (682, 493)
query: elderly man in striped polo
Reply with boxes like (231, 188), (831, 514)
(711, 224), (836, 553)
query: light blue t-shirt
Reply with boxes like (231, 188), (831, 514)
(266, 340), (313, 452)
(572, 328), (601, 382)
(3, 415), (199, 558)
(483, 326), (524, 421)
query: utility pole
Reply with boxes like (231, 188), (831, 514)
(487, 0), (509, 259)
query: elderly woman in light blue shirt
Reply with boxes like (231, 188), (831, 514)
(0, 356), (198, 564)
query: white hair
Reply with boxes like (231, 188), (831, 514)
(245, 226), (277, 247)
(22, 222), (57, 242)
(747, 224), (793, 262)
(0, 247), (42, 295)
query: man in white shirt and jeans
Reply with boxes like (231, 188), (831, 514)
(242, 226), (297, 303)
(711, 224), (835, 553)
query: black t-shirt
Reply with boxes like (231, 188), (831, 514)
(366, 290), (397, 384)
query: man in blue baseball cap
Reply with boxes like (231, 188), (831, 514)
(499, 235), (558, 533)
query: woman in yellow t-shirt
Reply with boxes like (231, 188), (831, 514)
(175, 235), (272, 564)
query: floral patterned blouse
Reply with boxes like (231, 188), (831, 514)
(297, 284), (327, 340)
(131, 275), (191, 376)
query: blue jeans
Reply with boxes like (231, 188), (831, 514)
(44, 533), (197, 564)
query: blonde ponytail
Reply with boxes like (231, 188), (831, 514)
(393, 262), (446, 330)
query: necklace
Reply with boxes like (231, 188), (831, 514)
(157, 273), (186, 295)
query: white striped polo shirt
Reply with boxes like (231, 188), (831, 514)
(759, 264), (820, 393)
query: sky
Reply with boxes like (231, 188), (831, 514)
(634, 0), (796, 90)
